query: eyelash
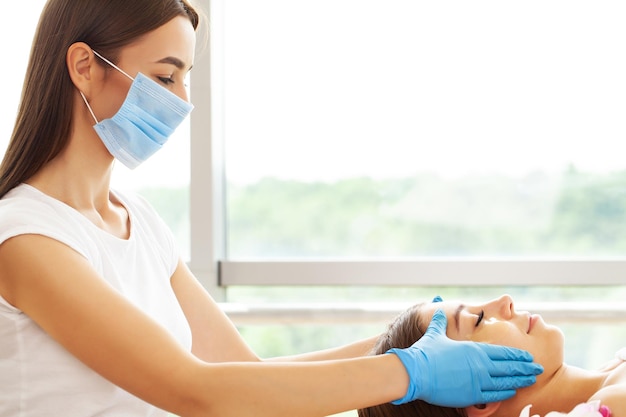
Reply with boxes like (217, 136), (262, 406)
(158, 76), (175, 85)
(475, 310), (484, 327)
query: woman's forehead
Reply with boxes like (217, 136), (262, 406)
(120, 17), (196, 65)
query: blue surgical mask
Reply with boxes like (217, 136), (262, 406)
(79, 50), (194, 169)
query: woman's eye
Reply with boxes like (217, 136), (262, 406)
(158, 76), (175, 85)
(475, 310), (484, 327)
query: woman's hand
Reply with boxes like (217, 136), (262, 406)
(387, 309), (544, 407)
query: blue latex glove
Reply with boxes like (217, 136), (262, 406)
(387, 309), (543, 407)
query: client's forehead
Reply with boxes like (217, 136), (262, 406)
(418, 301), (460, 332)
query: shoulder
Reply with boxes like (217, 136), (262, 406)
(112, 188), (151, 211)
(593, 389), (625, 417)
(0, 186), (65, 233)
(113, 190), (172, 239)
(589, 382), (626, 417)
(112, 189), (164, 226)
(0, 185), (93, 259)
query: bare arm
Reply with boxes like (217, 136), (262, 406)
(265, 335), (379, 362)
(0, 235), (408, 417)
(171, 260), (261, 362)
(167, 269), (404, 414)
(171, 262), (379, 362)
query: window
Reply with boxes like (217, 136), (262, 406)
(220, 0), (626, 259)
(214, 0), (626, 368)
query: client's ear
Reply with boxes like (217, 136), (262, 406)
(465, 402), (501, 417)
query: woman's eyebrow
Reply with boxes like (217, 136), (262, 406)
(156, 56), (191, 70)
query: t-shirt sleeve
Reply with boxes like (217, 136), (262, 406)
(0, 199), (93, 261)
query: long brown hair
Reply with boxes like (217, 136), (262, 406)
(358, 303), (466, 417)
(0, 0), (200, 198)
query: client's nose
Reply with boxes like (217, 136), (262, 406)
(497, 294), (514, 319)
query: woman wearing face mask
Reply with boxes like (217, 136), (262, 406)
(0, 1), (543, 416)
(358, 295), (624, 417)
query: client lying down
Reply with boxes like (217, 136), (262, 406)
(358, 295), (624, 417)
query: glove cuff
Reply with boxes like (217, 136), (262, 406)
(386, 348), (422, 405)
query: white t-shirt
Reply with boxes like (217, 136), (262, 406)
(0, 184), (192, 417)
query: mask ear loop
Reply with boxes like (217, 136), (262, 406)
(79, 49), (136, 124)
(92, 50), (135, 82)
(79, 91), (99, 124)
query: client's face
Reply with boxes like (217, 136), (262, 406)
(419, 294), (564, 376)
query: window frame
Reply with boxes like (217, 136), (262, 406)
(189, 0), (226, 299)
(217, 259), (626, 286)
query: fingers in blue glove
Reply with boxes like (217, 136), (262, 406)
(480, 389), (517, 403)
(432, 295), (443, 303)
(476, 342), (536, 363)
(474, 343), (543, 378)
(484, 359), (544, 378)
(482, 374), (538, 392)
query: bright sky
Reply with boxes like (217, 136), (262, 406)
(3, 1), (626, 187)
(221, 0), (626, 183)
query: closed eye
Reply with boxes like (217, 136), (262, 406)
(475, 310), (484, 327)
(158, 76), (175, 85)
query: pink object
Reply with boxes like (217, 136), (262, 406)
(598, 405), (611, 417)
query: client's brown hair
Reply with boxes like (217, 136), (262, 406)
(357, 303), (466, 417)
